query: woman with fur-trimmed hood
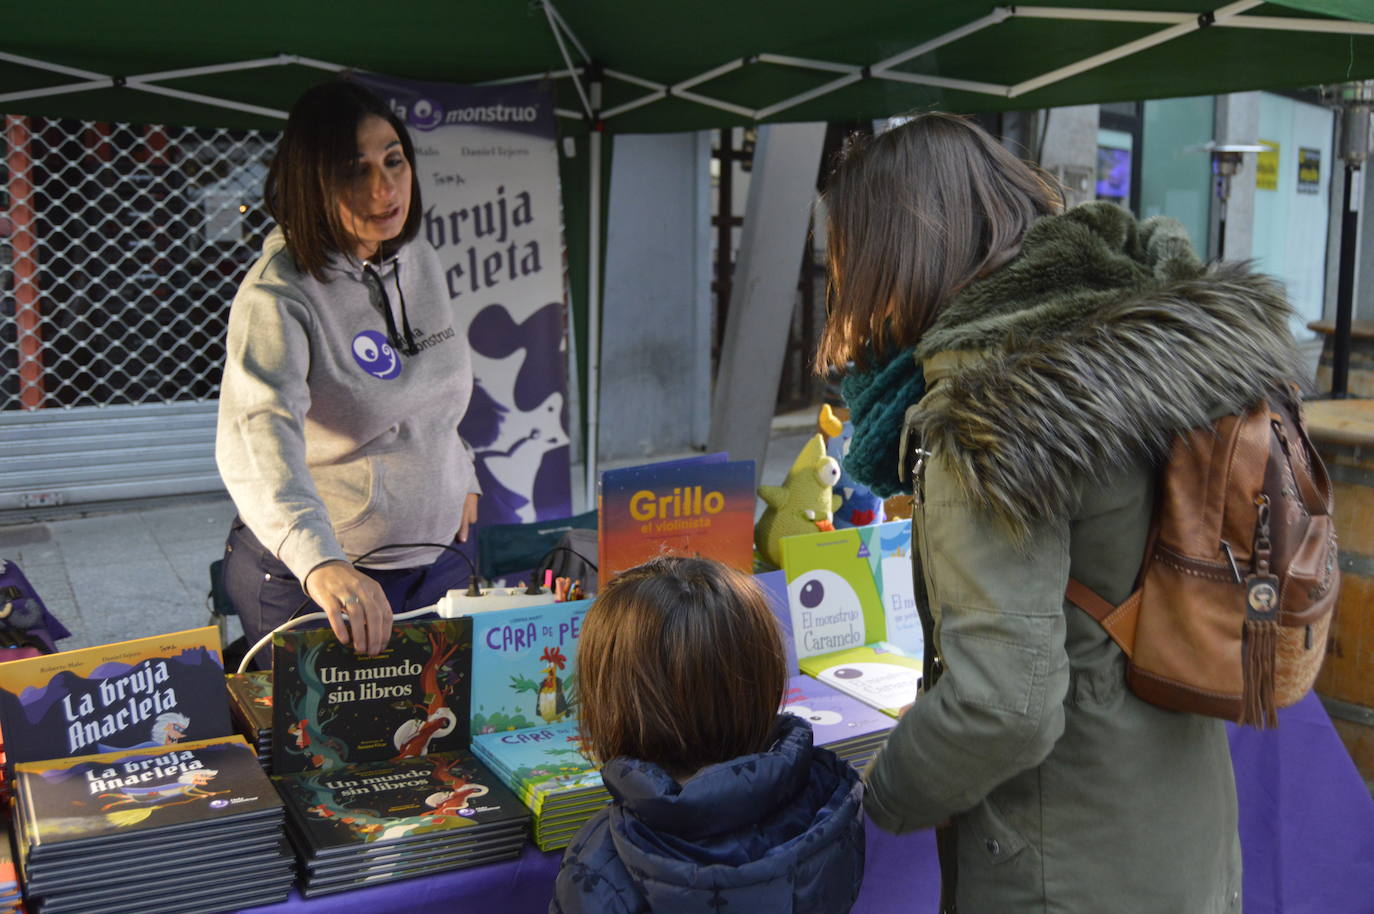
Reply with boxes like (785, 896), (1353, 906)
(819, 113), (1308, 913)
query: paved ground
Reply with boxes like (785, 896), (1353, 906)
(0, 412), (818, 653)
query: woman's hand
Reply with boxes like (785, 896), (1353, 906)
(304, 561), (393, 654)
(456, 492), (480, 543)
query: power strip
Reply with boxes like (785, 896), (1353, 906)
(432, 587), (559, 618)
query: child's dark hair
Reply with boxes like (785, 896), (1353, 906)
(577, 556), (787, 778)
(264, 79), (423, 280)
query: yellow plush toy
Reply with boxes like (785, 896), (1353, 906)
(754, 433), (842, 569)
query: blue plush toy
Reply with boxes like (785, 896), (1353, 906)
(818, 404), (885, 528)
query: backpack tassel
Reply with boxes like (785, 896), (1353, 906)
(1242, 496), (1280, 728)
(1242, 614), (1278, 728)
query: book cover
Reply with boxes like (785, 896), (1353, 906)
(14, 735), (280, 851)
(469, 720), (602, 807)
(598, 455), (757, 579)
(797, 643), (922, 717)
(225, 671), (272, 735)
(273, 751), (529, 853)
(469, 599), (590, 735)
(755, 570), (798, 673)
(0, 627), (231, 768)
(781, 673), (893, 747)
(781, 520), (922, 661)
(271, 618), (473, 775)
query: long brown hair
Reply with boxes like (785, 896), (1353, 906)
(265, 79), (423, 281)
(814, 112), (1062, 374)
(576, 557), (787, 778)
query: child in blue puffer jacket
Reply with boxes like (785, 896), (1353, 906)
(551, 556), (865, 914)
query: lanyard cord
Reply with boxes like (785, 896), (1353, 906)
(362, 260), (418, 355)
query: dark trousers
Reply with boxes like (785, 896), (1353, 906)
(222, 518), (470, 669)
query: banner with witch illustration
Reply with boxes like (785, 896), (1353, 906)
(355, 73), (572, 536)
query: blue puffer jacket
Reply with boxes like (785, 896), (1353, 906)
(550, 715), (865, 914)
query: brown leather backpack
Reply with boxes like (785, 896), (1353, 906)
(1067, 395), (1339, 728)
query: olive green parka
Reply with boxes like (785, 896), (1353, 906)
(862, 202), (1310, 913)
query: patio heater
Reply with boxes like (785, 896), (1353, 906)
(1321, 80), (1374, 399)
(1194, 140), (1267, 260)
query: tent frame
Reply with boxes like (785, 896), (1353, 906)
(6, 4), (1373, 124)
(3, 1), (1372, 494)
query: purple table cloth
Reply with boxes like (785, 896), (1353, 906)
(239, 692), (1374, 914)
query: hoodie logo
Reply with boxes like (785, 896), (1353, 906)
(352, 331), (402, 380)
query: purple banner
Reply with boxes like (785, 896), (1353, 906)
(356, 73), (572, 535)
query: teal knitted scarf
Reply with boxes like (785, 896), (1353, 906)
(839, 349), (925, 499)
(838, 201), (1206, 503)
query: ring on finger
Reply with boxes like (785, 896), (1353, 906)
(341, 596), (360, 606)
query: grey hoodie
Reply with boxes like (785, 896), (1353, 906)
(216, 227), (479, 583)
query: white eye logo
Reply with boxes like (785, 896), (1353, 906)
(784, 704), (843, 727)
(351, 330), (402, 380)
(409, 96), (444, 130)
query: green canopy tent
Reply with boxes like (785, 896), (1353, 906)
(4, 1), (1373, 130)
(4, 0), (1374, 487)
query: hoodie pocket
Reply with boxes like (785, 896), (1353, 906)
(312, 457), (380, 534)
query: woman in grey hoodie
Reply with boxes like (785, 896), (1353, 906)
(216, 81), (481, 661)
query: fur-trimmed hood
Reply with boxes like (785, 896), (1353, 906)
(909, 201), (1308, 541)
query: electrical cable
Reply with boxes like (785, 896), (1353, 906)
(534, 545), (599, 572)
(236, 605), (437, 675)
(235, 540), (481, 675)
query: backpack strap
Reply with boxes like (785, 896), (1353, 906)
(921, 349), (990, 385)
(1271, 406), (1333, 516)
(1065, 578), (1142, 658)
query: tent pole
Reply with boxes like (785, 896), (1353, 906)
(6, 116), (44, 411)
(1010, 0), (1262, 98)
(1332, 163), (1359, 399)
(585, 77), (603, 511)
(125, 83), (287, 119)
(1324, 81), (1373, 399)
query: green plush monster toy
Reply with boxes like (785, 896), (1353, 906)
(755, 433), (842, 568)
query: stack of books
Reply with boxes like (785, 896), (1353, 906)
(225, 670), (273, 770)
(465, 600), (608, 851)
(782, 674), (894, 771)
(471, 720), (608, 851)
(269, 617), (491, 889)
(273, 751), (531, 897)
(12, 736), (293, 914)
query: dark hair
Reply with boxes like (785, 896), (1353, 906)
(814, 112), (1062, 373)
(265, 79), (423, 281)
(576, 556), (787, 778)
